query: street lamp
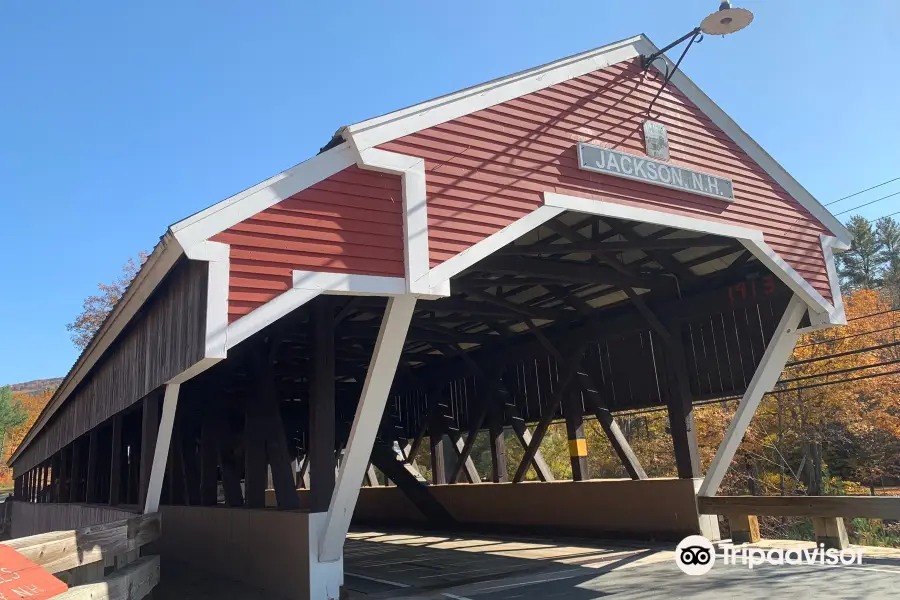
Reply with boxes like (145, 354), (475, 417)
(641, 1), (754, 114)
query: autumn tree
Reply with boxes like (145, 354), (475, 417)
(0, 388), (52, 488)
(66, 252), (148, 350)
(0, 386), (27, 468)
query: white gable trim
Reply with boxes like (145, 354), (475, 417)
(343, 36), (644, 153)
(421, 205), (565, 292)
(544, 192), (836, 321)
(224, 271), (409, 350)
(183, 240), (230, 359)
(633, 38), (850, 246)
(170, 142), (357, 254)
(354, 148), (436, 296)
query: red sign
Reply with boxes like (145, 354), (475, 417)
(0, 545), (68, 599)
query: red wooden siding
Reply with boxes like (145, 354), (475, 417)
(212, 165), (405, 322)
(378, 57), (834, 303)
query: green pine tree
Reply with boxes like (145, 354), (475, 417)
(876, 216), (900, 299)
(839, 215), (881, 290)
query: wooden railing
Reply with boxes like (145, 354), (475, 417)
(699, 495), (900, 549)
(0, 511), (161, 599)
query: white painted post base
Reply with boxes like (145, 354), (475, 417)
(693, 479), (721, 541)
(308, 512), (344, 600)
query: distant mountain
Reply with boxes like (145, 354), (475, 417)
(7, 378), (62, 395)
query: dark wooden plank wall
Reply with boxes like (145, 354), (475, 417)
(13, 259), (208, 474)
(388, 294), (790, 439)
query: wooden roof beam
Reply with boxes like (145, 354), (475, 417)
(479, 256), (667, 289)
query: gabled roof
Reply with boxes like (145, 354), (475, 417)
(342, 33), (849, 246)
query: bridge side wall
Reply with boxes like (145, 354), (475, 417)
(10, 502), (136, 538)
(158, 506), (312, 600)
(265, 478), (703, 540)
(351, 479), (702, 540)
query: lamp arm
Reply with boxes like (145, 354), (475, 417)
(640, 26), (702, 71)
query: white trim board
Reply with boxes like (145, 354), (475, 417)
(184, 240), (230, 359)
(420, 205), (565, 293)
(225, 271), (409, 351)
(170, 142), (357, 253)
(354, 148), (434, 296)
(543, 192), (836, 321)
(343, 36), (644, 152)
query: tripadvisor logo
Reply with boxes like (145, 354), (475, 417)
(675, 535), (865, 575)
(675, 535), (715, 575)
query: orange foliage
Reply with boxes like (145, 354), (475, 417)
(0, 389), (52, 488)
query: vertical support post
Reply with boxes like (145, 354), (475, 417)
(244, 393), (267, 508)
(109, 414), (123, 506)
(564, 390), (590, 481)
(212, 409), (244, 507)
(488, 416), (508, 483)
(59, 449), (70, 503)
(200, 405), (219, 506)
(699, 296), (806, 497)
(70, 441), (82, 502)
(319, 294), (416, 563)
(665, 317), (700, 479)
(143, 383), (180, 514)
(139, 393), (160, 509)
(309, 297), (336, 513)
(430, 426), (446, 485)
(365, 464), (380, 487)
(167, 424), (186, 505)
(45, 462), (52, 503)
(85, 429), (99, 503)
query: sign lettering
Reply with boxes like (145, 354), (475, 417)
(0, 546), (68, 600)
(577, 143), (735, 201)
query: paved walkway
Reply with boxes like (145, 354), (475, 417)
(344, 530), (900, 599)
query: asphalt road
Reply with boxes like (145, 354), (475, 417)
(343, 530), (900, 600)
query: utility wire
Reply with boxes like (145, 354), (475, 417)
(834, 190), (900, 216)
(779, 357), (900, 385)
(825, 176), (900, 206)
(784, 340), (900, 368)
(796, 323), (900, 348)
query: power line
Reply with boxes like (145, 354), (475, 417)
(778, 357), (900, 385)
(825, 176), (900, 206)
(616, 364), (900, 417)
(776, 367), (900, 393)
(796, 323), (900, 348)
(834, 190), (900, 216)
(848, 307), (900, 322)
(785, 340), (900, 368)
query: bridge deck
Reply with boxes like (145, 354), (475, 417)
(341, 530), (900, 599)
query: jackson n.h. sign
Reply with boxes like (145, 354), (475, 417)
(577, 143), (735, 202)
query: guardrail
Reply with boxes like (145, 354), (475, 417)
(698, 495), (900, 549)
(0, 511), (161, 599)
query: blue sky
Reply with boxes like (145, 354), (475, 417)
(1, 1), (898, 385)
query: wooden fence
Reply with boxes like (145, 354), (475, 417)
(0, 510), (161, 599)
(699, 495), (900, 549)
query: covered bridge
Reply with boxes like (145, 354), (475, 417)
(8, 34), (849, 599)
